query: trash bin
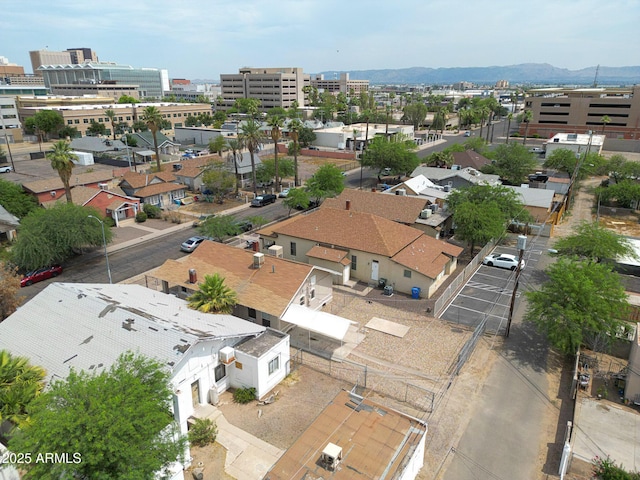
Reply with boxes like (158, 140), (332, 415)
(411, 287), (421, 299)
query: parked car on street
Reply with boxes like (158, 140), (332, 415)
(237, 220), (253, 232)
(180, 236), (206, 253)
(279, 188), (290, 198)
(529, 147), (544, 154)
(0, 165), (13, 173)
(251, 194), (277, 207)
(21, 265), (63, 287)
(464, 131), (471, 137)
(482, 253), (525, 271)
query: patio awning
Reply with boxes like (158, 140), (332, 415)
(282, 304), (354, 341)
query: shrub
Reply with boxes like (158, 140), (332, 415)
(188, 418), (217, 447)
(143, 203), (162, 219)
(104, 216), (116, 228)
(510, 132), (521, 137)
(592, 455), (640, 479)
(135, 211), (147, 223)
(233, 387), (256, 404)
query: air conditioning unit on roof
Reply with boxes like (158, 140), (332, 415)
(219, 346), (235, 365)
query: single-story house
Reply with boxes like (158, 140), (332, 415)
(148, 241), (338, 336)
(118, 171), (187, 207)
(264, 390), (427, 480)
(0, 204), (19, 242)
(42, 185), (140, 226)
(130, 131), (180, 156)
(259, 207), (463, 298)
(22, 170), (117, 204)
(0, 282), (291, 479)
(411, 165), (501, 189)
(505, 185), (556, 223)
(452, 150), (492, 170)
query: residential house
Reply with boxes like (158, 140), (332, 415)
(42, 185), (140, 226)
(0, 283), (291, 479)
(22, 170), (117, 204)
(118, 171), (187, 207)
(131, 131), (180, 157)
(505, 185), (556, 223)
(0, 205), (19, 242)
(410, 165), (501, 189)
(148, 241), (337, 335)
(452, 150), (492, 170)
(259, 208), (463, 298)
(264, 390), (427, 480)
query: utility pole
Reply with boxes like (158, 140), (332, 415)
(506, 234), (527, 338)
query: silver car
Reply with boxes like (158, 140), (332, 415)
(180, 236), (206, 253)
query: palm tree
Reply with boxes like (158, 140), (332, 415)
(187, 273), (237, 314)
(267, 114), (285, 191)
(105, 109), (117, 140)
(47, 140), (77, 203)
(227, 138), (244, 195)
(505, 113), (513, 144)
(239, 118), (263, 194)
(141, 106), (163, 171)
(601, 115), (611, 135)
(478, 106), (490, 139)
(289, 119), (302, 187)
(522, 110), (533, 146)
(0, 349), (46, 427)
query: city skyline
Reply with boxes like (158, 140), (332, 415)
(3, 0), (639, 81)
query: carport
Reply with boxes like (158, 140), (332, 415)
(282, 304), (355, 349)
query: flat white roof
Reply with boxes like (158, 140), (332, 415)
(282, 304), (355, 341)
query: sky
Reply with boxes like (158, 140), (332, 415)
(2, 0), (639, 81)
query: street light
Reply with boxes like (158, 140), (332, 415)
(88, 215), (112, 284)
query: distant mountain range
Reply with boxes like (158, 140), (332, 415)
(314, 63), (640, 86)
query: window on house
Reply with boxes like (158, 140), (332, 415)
(214, 363), (226, 382)
(268, 356), (280, 375)
(263, 319), (271, 328)
(404, 269), (412, 278)
(290, 242), (297, 256)
(310, 289), (315, 299)
(300, 296), (305, 305)
(351, 255), (357, 271)
(248, 308), (256, 319)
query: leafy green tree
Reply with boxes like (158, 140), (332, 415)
(10, 204), (112, 271)
(142, 106), (164, 171)
(607, 154), (640, 184)
(202, 161), (236, 203)
(117, 95), (139, 104)
(208, 135), (227, 157)
(403, 102), (428, 129)
(283, 188), (310, 216)
(425, 150), (455, 168)
(48, 140), (77, 203)
(525, 258), (630, 354)
(256, 158), (294, 184)
(597, 180), (640, 208)
(0, 261), (24, 322)
(30, 110), (64, 140)
(482, 143), (538, 185)
(58, 125), (81, 139)
(267, 114), (285, 190)
(305, 164), (345, 202)
(213, 111), (227, 124)
(463, 136), (489, 155)
(554, 221), (637, 263)
(298, 126), (316, 148)
(234, 98), (261, 116)
(104, 109), (117, 139)
(360, 135), (419, 175)
(187, 273), (238, 314)
(288, 119), (302, 186)
(197, 215), (241, 242)
(9, 352), (187, 479)
(131, 120), (148, 132)
(0, 179), (39, 218)
(452, 201), (505, 254)
(0, 350), (45, 427)
(87, 120), (107, 136)
(447, 184), (528, 224)
(239, 118), (264, 194)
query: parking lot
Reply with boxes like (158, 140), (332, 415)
(440, 236), (548, 334)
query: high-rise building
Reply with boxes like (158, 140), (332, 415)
(29, 48), (98, 75)
(219, 67), (310, 111)
(38, 62), (168, 99)
(311, 73), (369, 95)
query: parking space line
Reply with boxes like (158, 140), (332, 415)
(444, 303), (508, 321)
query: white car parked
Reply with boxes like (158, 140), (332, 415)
(0, 165), (13, 173)
(482, 253), (525, 271)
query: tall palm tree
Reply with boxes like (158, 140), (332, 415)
(187, 273), (237, 314)
(0, 349), (46, 427)
(239, 118), (263, 194)
(478, 106), (490, 140)
(522, 110), (533, 146)
(227, 138), (244, 195)
(505, 113), (513, 144)
(601, 115), (611, 135)
(289, 119), (302, 187)
(267, 114), (284, 191)
(141, 106), (163, 171)
(105, 109), (117, 140)
(47, 140), (76, 203)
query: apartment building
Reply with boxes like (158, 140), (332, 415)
(219, 67), (309, 111)
(0, 86), (49, 142)
(523, 86), (640, 140)
(310, 72), (369, 95)
(17, 98), (212, 137)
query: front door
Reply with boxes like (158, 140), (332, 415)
(371, 260), (379, 281)
(191, 380), (200, 408)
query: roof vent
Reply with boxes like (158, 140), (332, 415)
(320, 443), (342, 471)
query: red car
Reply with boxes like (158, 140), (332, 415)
(20, 265), (63, 287)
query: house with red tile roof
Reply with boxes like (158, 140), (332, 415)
(259, 207), (463, 298)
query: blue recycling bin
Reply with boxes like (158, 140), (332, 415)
(411, 287), (421, 299)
